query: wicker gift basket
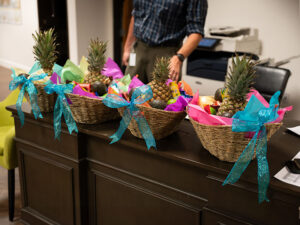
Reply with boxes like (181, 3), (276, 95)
(24, 83), (56, 113)
(29, 28), (59, 112)
(189, 116), (282, 162)
(66, 93), (120, 124)
(118, 105), (186, 140)
(187, 55), (285, 162)
(18, 73), (56, 113)
(115, 57), (188, 140)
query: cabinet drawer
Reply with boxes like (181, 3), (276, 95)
(206, 173), (300, 225)
(202, 208), (254, 225)
(86, 135), (211, 200)
(14, 116), (80, 160)
(88, 169), (202, 225)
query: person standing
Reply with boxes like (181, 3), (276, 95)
(122, 0), (208, 83)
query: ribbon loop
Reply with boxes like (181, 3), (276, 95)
(103, 94), (130, 108)
(9, 68), (47, 126)
(103, 85), (156, 150)
(132, 85), (153, 105)
(44, 84), (78, 139)
(223, 91), (280, 203)
(28, 61), (42, 75)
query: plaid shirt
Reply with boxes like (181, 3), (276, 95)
(132, 0), (208, 46)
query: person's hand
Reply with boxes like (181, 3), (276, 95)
(122, 50), (130, 66)
(168, 55), (182, 81)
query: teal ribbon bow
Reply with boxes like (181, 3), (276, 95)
(223, 91), (280, 203)
(44, 84), (78, 139)
(9, 68), (47, 126)
(28, 61), (42, 75)
(102, 85), (156, 150)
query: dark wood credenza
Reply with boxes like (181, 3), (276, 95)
(7, 104), (300, 225)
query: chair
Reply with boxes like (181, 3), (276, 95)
(0, 89), (23, 221)
(252, 66), (291, 103)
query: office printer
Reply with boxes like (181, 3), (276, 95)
(206, 26), (262, 56)
(182, 27), (262, 95)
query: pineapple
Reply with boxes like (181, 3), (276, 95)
(148, 57), (172, 102)
(32, 28), (58, 75)
(217, 54), (256, 118)
(84, 38), (110, 85)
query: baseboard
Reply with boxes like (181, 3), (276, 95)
(0, 58), (31, 71)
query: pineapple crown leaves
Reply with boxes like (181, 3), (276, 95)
(87, 38), (107, 73)
(225, 54), (256, 101)
(152, 57), (170, 82)
(32, 28), (58, 72)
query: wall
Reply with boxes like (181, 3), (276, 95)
(67, 0), (79, 64)
(74, 0), (114, 64)
(0, 0), (39, 71)
(200, 0), (300, 119)
(0, 0), (114, 69)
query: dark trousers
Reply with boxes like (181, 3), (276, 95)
(125, 40), (180, 84)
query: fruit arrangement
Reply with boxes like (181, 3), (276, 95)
(194, 54), (256, 117)
(187, 53), (291, 162)
(32, 28), (58, 76)
(216, 55), (256, 117)
(84, 39), (111, 86)
(22, 28), (60, 112)
(148, 57), (172, 104)
(104, 56), (192, 142)
(146, 57), (193, 111)
(28, 28), (60, 85)
(60, 38), (122, 124)
(9, 27), (63, 127)
(198, 96), (220, 115)
(61, 38), (111, 98)
(117, 57), (193, 113)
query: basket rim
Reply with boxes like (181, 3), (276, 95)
(137, 104), (186, 115)
(66, 93), (104, 101)
(34, 82), (46, 85)
(189, 116), (282, 128)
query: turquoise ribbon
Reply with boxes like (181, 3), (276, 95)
(223, 91), (280, 203)
(29, 61), (62, 77)
(9, 68), (47, 126)
(53, 63), (63, 77)
(44, 84), (78, 139)
(28, 61), (42, 75)
(102, 85), (156, 150)
(8, 61), (63, 126)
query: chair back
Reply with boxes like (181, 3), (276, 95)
(252, 66), (291, 103)
(0, 89), (21, 126)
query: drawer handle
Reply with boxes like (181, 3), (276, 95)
(195, 81), (202, 85)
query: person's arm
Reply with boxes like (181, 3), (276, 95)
(122, 16), (136, 66)
(169, 33), (202, 81)
(169, 0), (208, 81)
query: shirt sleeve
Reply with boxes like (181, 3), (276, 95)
(186, 0), (208, 36)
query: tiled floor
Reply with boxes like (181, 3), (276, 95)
(0, 66), (22, 224)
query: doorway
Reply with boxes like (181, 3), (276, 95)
(37, 0), (69, 66)
(113, 0), (133, 70)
